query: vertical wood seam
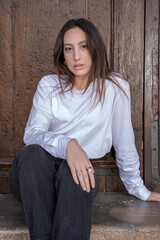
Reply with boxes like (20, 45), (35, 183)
(110, 0), (114, 69)
(143, 0), (146, 184)
(144, 0), (153, 188)
(11, 0), (16, 156)
(143, 0), (146, 182)
(158, 0), (160, 177)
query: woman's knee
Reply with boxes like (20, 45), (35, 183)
(16, 144), (54, 172)
(19, 144), (44, 158)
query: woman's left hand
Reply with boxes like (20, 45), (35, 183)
(66, 139), (95, 193)
(146, 192), (160, 202)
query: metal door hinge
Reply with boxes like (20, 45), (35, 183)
(151, 121), (160, 180)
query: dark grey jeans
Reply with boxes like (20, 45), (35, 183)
(9, 144), (99, 240)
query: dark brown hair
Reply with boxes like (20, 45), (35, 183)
(53, 18), (125, 104)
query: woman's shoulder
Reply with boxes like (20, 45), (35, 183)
(39, 74), (59, 87)
(35, 74), (61, 98)
(106, 72), (130, 96)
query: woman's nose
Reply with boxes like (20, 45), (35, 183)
(74, 48), (81, 61)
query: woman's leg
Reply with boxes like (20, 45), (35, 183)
(52, 160), (99, 240)
(9, 144), (60, 240)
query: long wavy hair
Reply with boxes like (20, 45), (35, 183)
(53, 18), (125, 104)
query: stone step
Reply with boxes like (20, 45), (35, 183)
(0, 192), (160, 240)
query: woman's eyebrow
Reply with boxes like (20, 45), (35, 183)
(79, 40), (87, 44)
(64, 40), (87, 46)
(64, 43), (72, 46)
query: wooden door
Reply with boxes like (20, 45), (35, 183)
(144, 0), (160, 190)
(0, 0), (159, 193)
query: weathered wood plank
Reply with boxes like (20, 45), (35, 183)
(144, 0), (159, 188)
(0, 156), (116, 171)
(11, 0), (86, 154)
(92, 160), (116, 169)
(97, 175), (126, 192)
(159, 8), (160, 178)
(113, 0), (144, 176)
(0, 178), (11, 194)
(88, 0), (112, 66)
(151, 4), (159, 122)
(0, 159), (13, 171)
(0, 1), (15, 158)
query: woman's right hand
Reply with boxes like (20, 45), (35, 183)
(66, 139), (95, 192)
(146, 192), (160, 202)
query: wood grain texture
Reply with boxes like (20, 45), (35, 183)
(159, 3), (160, 178)
(97, 175), (126, 192)
(0, 1), (15, 158)
(0, 156), (116, 171)
(144, 0), (159, 188)
(113, 0), (144, 176)
(88, 0), (112, 66)
(0, 158), (13, 171)
(151, 3), (159, 122)
(0, 178), (11, 194)
(11, 0), (86, 154)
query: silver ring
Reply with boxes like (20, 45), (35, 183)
(86, 166), (92, 172)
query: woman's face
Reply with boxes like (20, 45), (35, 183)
(63, 27), (92, 88)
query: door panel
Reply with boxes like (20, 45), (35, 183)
(144, 0), (159, 189)
(0, 0), (160, 192)
(0, 0), (14, 159)
(113, 0), (145, 175)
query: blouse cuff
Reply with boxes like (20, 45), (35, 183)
(132, 185), (151, 201)
(57, 136), (72, 159)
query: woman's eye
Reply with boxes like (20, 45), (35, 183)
(64, 47), (72, 52)
(81, 45), (88, 50)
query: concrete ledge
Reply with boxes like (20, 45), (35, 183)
(91, 225), (160, 240)
(1, 193), (160, 240)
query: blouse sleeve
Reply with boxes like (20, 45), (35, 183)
(112, 81), (151, 201)
(23, 77), (72, 159)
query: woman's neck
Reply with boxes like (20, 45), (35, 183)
(73, 75), (93, 90)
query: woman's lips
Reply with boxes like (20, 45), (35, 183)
(74, 64), (84, 70)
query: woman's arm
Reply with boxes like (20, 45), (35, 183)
(24, 77), (72, 159)
(112, 80), (151, 201)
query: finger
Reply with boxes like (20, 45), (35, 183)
(88, 169), (95, 189)
(70, 166), (79, 185)
(86, 164), (95, 188)
(81, 168), (90, 192)
(76, 169), (87, 191)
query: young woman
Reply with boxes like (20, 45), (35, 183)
(10, 18), (160, 240)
